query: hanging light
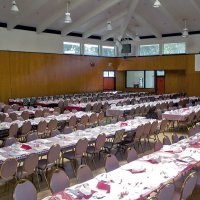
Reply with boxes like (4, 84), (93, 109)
(64, 1), (72, 23)
(135, 34), (140, 42)
(153, 0), (161, 8)
(11, 0), (19, 12)
(107, 21), (112, 31)
(182, 19), (189, 38)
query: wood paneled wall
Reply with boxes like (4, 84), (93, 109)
(0, 51), (199, 103)
(0, 51), (118, 103)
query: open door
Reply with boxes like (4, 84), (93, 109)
(156, 76), (165, 94)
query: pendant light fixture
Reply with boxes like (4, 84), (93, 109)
(153, 0), (161, 8)
(65, 1), (72, 23)
(107, 21), (112, 31)
(182, 19), (189, 38)
(11, 0), (19, 12)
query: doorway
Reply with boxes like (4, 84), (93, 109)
(103, 71), (116, 91)
(156, 76), (165, 94)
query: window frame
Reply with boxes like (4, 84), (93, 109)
(63, 41), (81, 55)
(125, 70), (156, 89)
(139, 44), (160, 56)
(163, 42), (186, 55)
(84, 43), (99, 56)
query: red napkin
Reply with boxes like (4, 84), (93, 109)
(120, 122), (127, 127)
(146, 159), (159, 164)
(191, 143), (200, 148)
(78, 190), (96, 199)
(127, 169), (146, 174)
(21, 144), (32, 150)
(97, 181), (110, 193)
(50, 192), (76, 200)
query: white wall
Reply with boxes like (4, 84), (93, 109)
(1, 27), (200, 56)
(121, 34), (200, 56)
(0, 27), (115, 54)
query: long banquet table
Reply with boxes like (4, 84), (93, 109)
(0, 111), (94, 132)
(41, 131), (200, 200)
(162, 105), (200, 121)
(0, 118), (156, 165)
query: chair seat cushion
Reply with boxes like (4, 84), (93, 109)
(38, 159), (47, 170)
(62, 151), (78, 160)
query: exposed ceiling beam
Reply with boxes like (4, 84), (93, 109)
(134, 14), (162, 38)
(126, 29), (136, 40)
(101, 27), (120, 41)
(83, 10), (127, 38)
(118, 0), (139, 40)
(7, 0), (49, 30)
(61, 0), (122, 36)
(37, 0), (89, 33)
(190, 0), (200, 15)
(158, 0), (182, 31)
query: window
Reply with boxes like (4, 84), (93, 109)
(84, 44), (99, 56)
(103, 71), (115, 77)
(63, 42), (80, 55)
(163, 42), (186, 54)
(145, 71), (155, 88)
(139, 44), (159, 56)
(156, 70), (165, 76)
(126, 71), (155, 88)
(102, 46), (115, 57)
(126, 71), (145, 88)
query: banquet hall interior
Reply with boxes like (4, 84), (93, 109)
(1, 0), (200, 199)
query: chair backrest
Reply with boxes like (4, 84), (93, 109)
(98, 111), (104, 121)
(135, 125), (144, 139)
(95, 133), (106, 151)
(13, 179), (37, 200)
(37, 120), (47, 133)
(68, 116), (77, 127)
(157, 183), (175, 200)
(80, 115), (89, 126)
(154, 140), (163, 151)
(126, 147), (138, 163)
(47, 144), (61, 164)
(172, 133), (179, 143)
(149, 121), (158, 135)
(75, 138), (88, 157)
(9, 112), (18, 121)
(159, 120), (168, 133)
(50, 129), (60, 137)
(163, 136), (171, 145)
(89, 113), (98, 124)
(63, 126), (73, 134)
(76, 124), (85, 130)
(4, 117), (12, 122)
(113, 129), (125, 144)
(85, 104), (91, 112)
(105, 154), (119, 172)
(0, 158), (18, 180)
(26, 132), (38, 142)
(48, 119), (58, 131)
(143, 123), (152, 137)
(181, 171), (197, 200)
(21, 111), (29, 120)
(4, 137), (17, 147)
(189, 125), (200, 137)
(34, 110), (43, 118)
(9, 123), (18, 137)
(21, 121), (32, 136)
(50, 169), (70, 194)
(22, 153), (38, 176)
(77, 165), (93, 184)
